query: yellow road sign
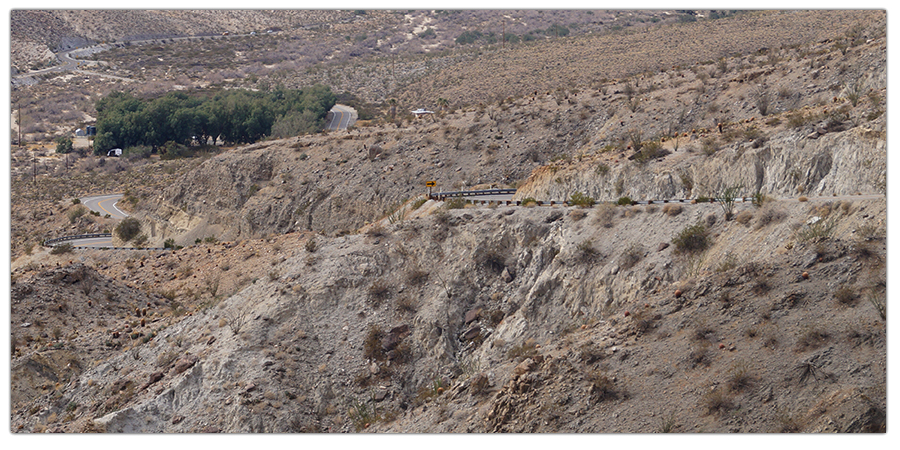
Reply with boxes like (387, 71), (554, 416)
(426, 181), (436, 187)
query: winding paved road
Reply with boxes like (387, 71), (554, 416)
(326, 104), (357, 131)
(50, 194), (128, 248)
(81, 194), (129, 220)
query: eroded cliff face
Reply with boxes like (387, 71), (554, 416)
(514, 124), (886, 203)
(13, 196), (885, 433)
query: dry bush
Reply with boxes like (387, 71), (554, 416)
(592, 203), (616, 228)
(618, 243), (644, 270)
(754, 205), (788, 229)
(662, 203), (682, 217)
(735, 210), (754, 225)
(396, 296), (418, 314)
(568, 208), (587, 222)
(588, 370), (620, 401)
(367, 279), (392, 306)
(795, 323), (830, 351)
(701, 387), (734, 415)
(363, 324), (384, 361)
(726, 360), (755, 392)
(833, 284), (858, 305)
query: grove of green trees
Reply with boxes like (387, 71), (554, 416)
(93, 85), (336, 155)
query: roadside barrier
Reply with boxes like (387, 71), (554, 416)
(43, 233), (170, 251)
(429, 189), (755, 207)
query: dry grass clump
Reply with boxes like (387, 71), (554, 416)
(618, 243), (644, 270)
(568, 208), (587, 222)
(701, 387), (734, 415)
(754, 205), (788, 229)
(795, 323), (830, 351)
(592, 203), (616, 228)
(833, 284), (858, 305)
(726, 360), (755, 392)
(662, 203), (683, 216)
(588, 370), (620, 401)
(735, 210), (754, 225)
(367, 279), (392, 306)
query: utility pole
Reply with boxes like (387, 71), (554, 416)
(18, 103), (22, 147)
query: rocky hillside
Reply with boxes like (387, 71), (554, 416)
(11, 194), (886, 432)
(8, 10), (887, 435)
(126, 28), (885, 246)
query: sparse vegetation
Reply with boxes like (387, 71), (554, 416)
(6, 9), (886, 435)
(672, 222), (709, 254)
(115, 217), (142, 242)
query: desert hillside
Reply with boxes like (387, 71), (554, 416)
(8, 9), (887, 435)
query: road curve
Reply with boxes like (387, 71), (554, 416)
(326, 104), (357, 131)
(67, 235), (115, 249)
(81, 194), (129, 219)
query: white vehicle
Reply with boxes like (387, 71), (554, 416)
(411, 108), (434, 117)
(107, 148), (122, 157)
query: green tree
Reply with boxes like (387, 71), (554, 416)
(115, 217), (142, 242)
(55, 136), (73, 154)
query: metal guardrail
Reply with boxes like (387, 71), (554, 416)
(44, 233), (112, 246)
(429, 192), (756, 207)
(43, 233), (170, 251)
(431, 189), (518, 201)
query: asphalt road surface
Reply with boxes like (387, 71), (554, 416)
(67, 236), (115, 249)
(326, 104), (357, 130)
(80, 194), (129, 219)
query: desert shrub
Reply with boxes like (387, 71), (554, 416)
(735, 210), (754, 225)
(833, 285), (858, 305)
(751, 191), (771, 208)
(347, 396), (380, 431)
(662, 203), (682, 216)
(50, 243), (74, 255)
(718, 186), (742, 220)
(588, 370), (620, 401)
(795, 324), (829, 351)
(633, 140), (669, 163)
(673, 222), (709, 254)
(569, 191), (595, 207)
(163, 238), (182, 250)
(574, 239), (600, 263)
(363, 324), (384, 361)
(445, 197), (466, 209)
(115, 217), (142, 242)
(305, 237), (317, 253)
(700, 137), (719, 155)
(563, 203), (587, 220)
(123, 145), (152, 160)
(591, 203), (616, 228)
(618, 243), (644, 270)
(396, 296), (418, 314)
(796, 218), (836, 243)
(726, 360), (755, 392)
(701, 387), (734, 415)
(754, 205), (787, 229)
(67, 205), (88, 223)
(404, 268), (429, 286)
(616, 196), (634, 206)
(520, 197), (538, 207)
(367, 279), (392, 306)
